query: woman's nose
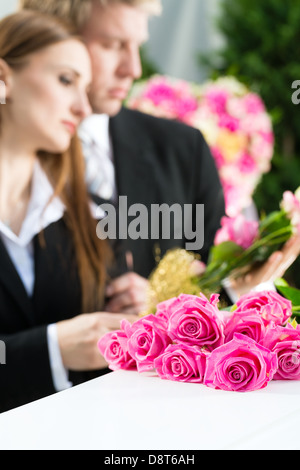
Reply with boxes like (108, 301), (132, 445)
(71, 91), (92, 120)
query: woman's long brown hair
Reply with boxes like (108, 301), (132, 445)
(0, 10), (112, 312)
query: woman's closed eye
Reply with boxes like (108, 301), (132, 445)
(59, 74), (74, 86)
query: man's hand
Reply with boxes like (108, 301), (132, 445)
(229, 235), (300, 298)
(56, 312), (137, 371)
(105, 272), (149, 315)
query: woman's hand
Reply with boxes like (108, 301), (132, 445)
(56, 311), (138, 371)
(105, 272), (149, 315)
(228, 235), (300, 299)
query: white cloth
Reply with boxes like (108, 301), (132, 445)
(222, 278), (276, 304)
(78, 114), (117, 202)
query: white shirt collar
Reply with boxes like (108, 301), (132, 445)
(0, 158), (103, 248)
(0, 160), (66, 247)
(78, 113), (116, 201)
(78, 114), (110, 153)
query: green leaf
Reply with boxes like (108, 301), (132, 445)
(208, 241), (244, 264)
(274, 278), (289, 288)
(275, 281), (300, 306)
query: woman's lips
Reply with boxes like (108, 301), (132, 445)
(62, 121), (76, 134)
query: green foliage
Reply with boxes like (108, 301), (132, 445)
(199, 0), (300, 288)
(200, 0), (300, 154)
(140, 46), (160, 80)
(275, 278), (300, 317)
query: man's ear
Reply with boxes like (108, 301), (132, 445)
(0, 59), (13, 100)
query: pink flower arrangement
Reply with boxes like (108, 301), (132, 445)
(98, 290), (300, 392)
(127, 75), (274, 217)
(126, 75), (198, 125)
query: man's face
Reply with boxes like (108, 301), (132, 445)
(81, 1), (149, 116)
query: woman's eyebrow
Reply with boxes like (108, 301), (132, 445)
(50, 64), (81, 77)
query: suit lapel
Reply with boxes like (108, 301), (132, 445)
(110, 108), (156, 207)
(109, 108), (161, 276)
(0, 237), (34, 323)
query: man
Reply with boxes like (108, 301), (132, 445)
(20, 0), (227, 316)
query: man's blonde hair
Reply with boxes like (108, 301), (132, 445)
(18, 0), (162, 30)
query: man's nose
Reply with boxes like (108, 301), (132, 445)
(119, 45), (142, 80)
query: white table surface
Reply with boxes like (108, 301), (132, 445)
(0, 370), (299, 450)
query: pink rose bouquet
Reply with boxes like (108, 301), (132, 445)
(98, 287), (300, 392)
(127, 75), (274, 217)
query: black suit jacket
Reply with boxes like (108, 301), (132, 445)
(0, 219), (109, 413)
(107, 107), (225, 278)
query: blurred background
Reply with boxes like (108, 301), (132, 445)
(1, 0), (299, 286)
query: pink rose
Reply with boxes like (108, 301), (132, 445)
(154, 296), (183, 328)
(214, 214), (259, 250)
(125, 315), (172, 373)
(280, 189), (300, 233)
(174, 96), (198, 121)
(97, 327), (136, 371)
(235, 291), (292, 327)
(205, 89), (228, 115)
(167, 293), (225, 350)
(218, 113), (240, 132)
(224, 309), (266, 343)
(144, 81), (176, 106)
(237, 152), (257, 174)
(204, 334), (278, 392)
(154, 343), (208, 383)
(243, 93), (265, 114)
(261, 324), (300, 380)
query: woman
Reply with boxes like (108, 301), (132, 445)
(0, 10), (133, 413)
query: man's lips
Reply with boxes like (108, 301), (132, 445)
(109, 88), (130, 100)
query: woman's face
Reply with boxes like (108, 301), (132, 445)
(5, 39), (92, 153)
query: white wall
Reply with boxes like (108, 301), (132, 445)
(0, 0), (223, 83)
(0, 0), (18, 17)
(146, 0), (224, 83)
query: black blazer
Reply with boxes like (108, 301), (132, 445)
(0, 219), (109, 413)
(109, 108), (225, 278)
